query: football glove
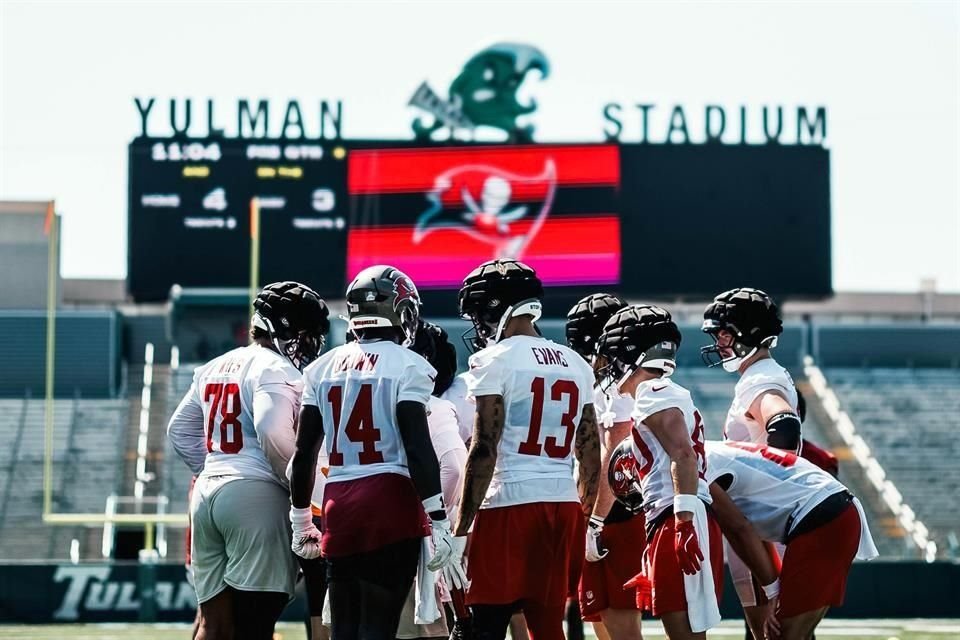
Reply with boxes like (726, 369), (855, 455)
(674, 518), (704, 575)
(585, 514), (609, 562)
(624, 571), (653, 611)
(427, 516), (458, 571)
(289, 506), (322, 560)
(440, 535), (469, 591)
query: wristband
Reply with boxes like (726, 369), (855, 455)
(422, 494), (447, 521)
(673, 493), (700, 516)
(588, 514), (605, 531)
(761, 578), (781, 600)
(289, 506), (313, 526)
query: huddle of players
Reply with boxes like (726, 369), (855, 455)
(168, 258), (877, 640)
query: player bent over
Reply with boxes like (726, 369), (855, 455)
(167, 282), (329, 640)
(566, 293), (645, 640)
(596, 305), (722, 640)
(289, 266), (462, 640)
(453, 259), (601, 640)
(607, 439), (782, 640)
(701, 287), (836, 634)
(704, 441), (877, 640)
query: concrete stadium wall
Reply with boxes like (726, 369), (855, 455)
(813, 324), (960, 367)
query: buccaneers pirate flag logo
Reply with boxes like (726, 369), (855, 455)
(413, 160), (557, 261)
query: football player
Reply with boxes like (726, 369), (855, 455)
(595, 305), (722, 640)
(606, 440), (782, 640)
(397, 321), (469, 640)
(442, 369), (475, 445)
(700, 288), (801, 452)
(167, 281), (329, 640)
(703, 440), (877, 640)
(288, 266), (462, 640)
(701, 288), (807, 632)
(452, 259), (601, 640)
(565, 293), (645, 640)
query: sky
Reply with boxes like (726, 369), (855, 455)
(1, 0), (958, 292)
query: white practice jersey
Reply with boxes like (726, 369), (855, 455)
(593, 385), (635, 429)
(465, 335), (595, 508)
(631, 378), (712, 521)
(441, 373), (475, 444)
(724, 358), (798, 443)
(168, 345), (303, 485)
(302, 340), (436, 483)
(705, 440), (847, 542)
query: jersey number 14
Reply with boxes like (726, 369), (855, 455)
(327, 384), (384, 466)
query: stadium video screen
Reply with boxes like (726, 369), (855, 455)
(128, 139), (831, 302)
(345, 145), (621, 288)
(128, 139), (348, 300)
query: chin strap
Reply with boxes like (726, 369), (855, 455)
(492, 298), (543, 343)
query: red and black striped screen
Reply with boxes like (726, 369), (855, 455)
(346, 145), (620, 288)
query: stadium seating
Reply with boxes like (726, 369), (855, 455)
(823, 368), (960, 554)
(0, 397), (127, 560)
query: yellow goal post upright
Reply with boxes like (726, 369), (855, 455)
(40, 202), (187, 546)
(40, 198), (266, 540)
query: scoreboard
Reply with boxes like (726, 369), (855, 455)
(128, 139), (348, 300)
(128, 139), (832, 303)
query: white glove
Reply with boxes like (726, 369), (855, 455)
(585, 514), (609, 562)
(289, 506), (322, 560)
(441, 535), (469, 591)
(427, 517), (457, 570)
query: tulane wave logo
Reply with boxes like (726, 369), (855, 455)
(408, 43), (549, 143)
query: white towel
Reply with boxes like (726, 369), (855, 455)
(852, 497), (880, 561)
(675, 494), (722, 633)
(321, 589), (331, 626)
(414, 536), (442, 624)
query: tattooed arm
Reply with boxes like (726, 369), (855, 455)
(574, 403), (602, 520)
(454, 394), (505, 536)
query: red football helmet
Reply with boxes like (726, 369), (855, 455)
(608, 437), (644, 514)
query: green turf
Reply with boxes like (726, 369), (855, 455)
(1, 620), (958, 640)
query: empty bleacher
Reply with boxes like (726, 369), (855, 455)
(0, 397), (127, 560)
(823, 368), (960, 555)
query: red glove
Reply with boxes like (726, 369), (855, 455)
(624, 572), (652, 611)
(674, 518), (704, 575)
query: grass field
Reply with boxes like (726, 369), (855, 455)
(1, 620), (958, 640)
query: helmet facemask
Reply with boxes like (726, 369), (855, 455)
(597, 341), (679, 394)
(701, 320), (777, 372)
(398, 303), (420, 348)
(460, 297), (542, 353)
(253, 312), (326, 372)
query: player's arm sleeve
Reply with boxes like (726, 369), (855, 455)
(439, 447), (467, 518)
(765, 412), (802, 453)
(252, 373), (301, 486)
(166, 381), (207, 476)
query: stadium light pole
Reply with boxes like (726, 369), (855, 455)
(249, 197), (261, 311)
(42, 201), (57, 518)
